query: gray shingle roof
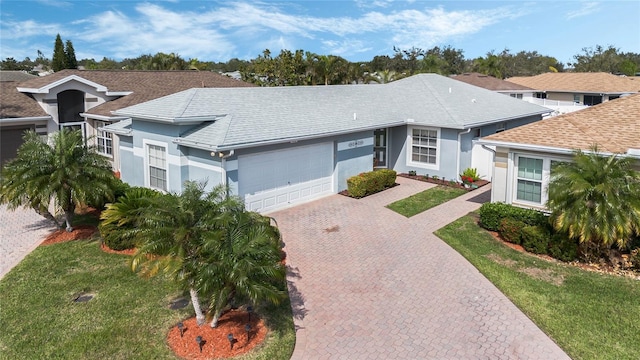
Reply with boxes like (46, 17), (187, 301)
(114, 74), (550, 151)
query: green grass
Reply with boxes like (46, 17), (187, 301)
(386, 185), (467, 217)
(435, 214), (640, 360)
(0, 238), (295, 360)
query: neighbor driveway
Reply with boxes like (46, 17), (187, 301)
(0, 204), (56, 279)
(271, 177), (570, 359)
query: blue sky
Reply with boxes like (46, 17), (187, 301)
(1, 0), (638, 65)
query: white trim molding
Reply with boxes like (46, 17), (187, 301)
(406, 125), (440, 170)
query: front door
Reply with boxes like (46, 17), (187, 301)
(374, 128), (387, 168)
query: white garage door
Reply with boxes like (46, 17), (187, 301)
(238, 142), (334, 212)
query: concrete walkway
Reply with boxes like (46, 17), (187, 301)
(271, 177), (570, 359)
(0, 204), (56, 279)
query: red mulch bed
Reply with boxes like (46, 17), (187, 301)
(100, 243), (137, 255)
(398, 173), (490, 190)
(40, 225), (99, 246)
(168, 309), (267, 359)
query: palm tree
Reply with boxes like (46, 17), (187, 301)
(199, 209), (286, 327)
(547, 147), (640, 257)
(0, 129), (117, 231)
(128, 181), (234, 325)
(99, 187), (161, 250)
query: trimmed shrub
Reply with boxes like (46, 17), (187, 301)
(347, 169), (396, 198)
(99, 186), (160, 250)
(478, 202), (548, 231)
(548, 233), (579, 262)
(499, 218), (526, 244)
(521, 225), (550, 255)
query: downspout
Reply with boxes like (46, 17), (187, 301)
(456, 128), (471, 181)
(215, 150), (235, 195)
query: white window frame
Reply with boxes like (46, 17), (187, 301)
(94, 120), (113, 157)
(510, 93), (523, 99)
(496, 122), (506, 133)
(406, 126), (440, 170)
(511, 154), (567, 207)
(143, 139), (169, 192)
(514, 155), (544, 205)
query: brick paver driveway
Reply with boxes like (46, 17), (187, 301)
(271, 177), (570, 359)
(0, 204), (56, 279)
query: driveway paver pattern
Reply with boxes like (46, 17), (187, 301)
(271, 177), (570, 359)
(0, 204), (56, 279)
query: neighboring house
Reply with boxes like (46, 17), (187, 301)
(450, 72), (588, 115)
(507, 72), (640, 106)
(0, 70), (254, 166)
(479, 93), (640, 210)
(105, 73), (550, 213)
(450, 72), (536, 99)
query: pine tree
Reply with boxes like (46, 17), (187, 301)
(51, 34), (66, 72)
(64, 40), (77, 69)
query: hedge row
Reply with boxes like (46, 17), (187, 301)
(347, 169), (396, 198)
(478, 202), (548, 231)
(480, 202), (578, 261)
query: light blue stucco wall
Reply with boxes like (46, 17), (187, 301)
(221, 130), (374, 195)
(387, 114), (543, 181)
(118, 119), (375, 197)
(388, 125), (461, 181)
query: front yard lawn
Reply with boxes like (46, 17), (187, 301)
(435, 214), (640, 360)
(0, 238), (295, 359)
(387, 185), (467, 217)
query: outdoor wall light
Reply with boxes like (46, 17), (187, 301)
(245, 323), (252, 342)
(227, 333), (235, 350)
(247, 305), (254, 322)
(196, 336), (204, 353)
(177, 322), (184, 337)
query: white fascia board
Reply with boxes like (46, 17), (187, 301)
(464, 110), (551, 128)
(476, 139), (575, 155)
(17, 75), (109, 94)
(112, 113), (220, 124)
(105, 91), (132, 96)
(475, 139), (634, 159)
(103, 127), (133, 136)
(1, 116), (51, 123)
(80, 113), (130, 121)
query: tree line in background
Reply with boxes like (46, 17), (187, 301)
(1, 34), (639, 84)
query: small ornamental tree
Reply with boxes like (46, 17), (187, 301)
(1, 129), (118, 231)
(547, 147), (640, 258)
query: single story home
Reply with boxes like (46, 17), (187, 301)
(105, 73), (551, 213)
(507, 72), (639, 106)
(478, 93), (640, 210)
(0, 70), (254, 165)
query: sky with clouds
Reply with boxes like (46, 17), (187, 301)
(1, 0), (638, 66)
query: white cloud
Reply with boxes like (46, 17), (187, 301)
(566, 2), (600, 20)
(35, 0), (73, 8)
(322, 39), (372, 57)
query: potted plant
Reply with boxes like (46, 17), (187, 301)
(460, 168), (481, 188)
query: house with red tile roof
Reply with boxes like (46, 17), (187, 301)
(0, 70), (254, 165)
(478, 93), (640, 209)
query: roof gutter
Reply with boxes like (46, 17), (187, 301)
(475, 139), (638, 158)
(0, 115), (51, 124)
(80, 113), (130, 122)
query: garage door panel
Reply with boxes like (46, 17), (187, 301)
(239, 143), (334, 212)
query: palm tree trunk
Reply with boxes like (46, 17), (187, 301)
(189, 288), (206, 326)
(210, 309), (222, 328)
(64, 209), (74, 232)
